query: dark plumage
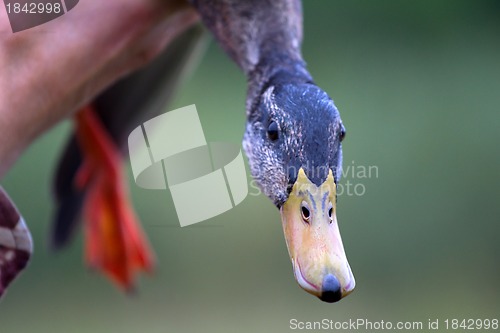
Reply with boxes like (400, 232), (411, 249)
(191, 0), (345, 206)
(244, 83), (344, 207)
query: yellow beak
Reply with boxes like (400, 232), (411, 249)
(280, 168), (355, 302)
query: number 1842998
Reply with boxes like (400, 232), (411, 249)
(5, 2), (62, 14)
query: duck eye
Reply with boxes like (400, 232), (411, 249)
(339, 123), (346, 142)
(301, 201), (310, 223)
(267, 121), (279, 141)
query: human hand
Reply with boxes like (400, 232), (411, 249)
(0, 0), (198, 177)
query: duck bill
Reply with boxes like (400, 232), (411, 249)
(280, 168), (355, 303)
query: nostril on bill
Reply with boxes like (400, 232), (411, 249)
(319, 274), (342, 303)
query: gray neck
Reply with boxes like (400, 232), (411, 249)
(191, 0), (313, 113)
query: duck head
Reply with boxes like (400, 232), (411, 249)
(243, 81), (355, 302)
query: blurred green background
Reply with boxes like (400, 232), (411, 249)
(1, 1), (499, 332)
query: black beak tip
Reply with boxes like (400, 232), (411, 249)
(319, 274), (342, 303)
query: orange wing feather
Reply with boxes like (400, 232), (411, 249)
(74, 106), (155, 290)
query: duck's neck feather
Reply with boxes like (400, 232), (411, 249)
(191, 0), (313, 111)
